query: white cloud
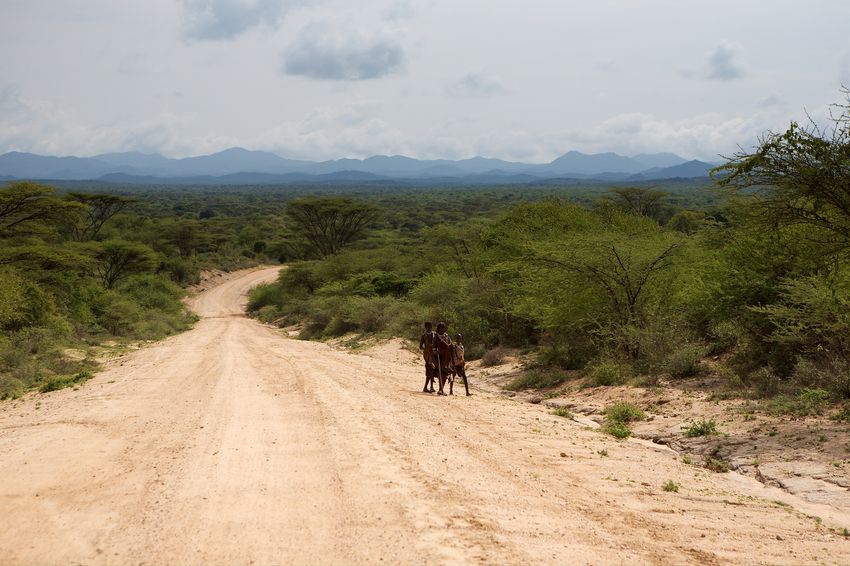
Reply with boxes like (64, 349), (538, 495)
(706, 42), (745, 81)
(447, 73), (507, 98)
(180, 0), (307, 41)
(282, 21), (405, 80)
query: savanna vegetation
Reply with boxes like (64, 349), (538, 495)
(249, 94), (850, 411)
(0, 181), (292, 398)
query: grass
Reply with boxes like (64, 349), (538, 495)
(39, 370), (94, 393)
(600, 401), (646, 439)
(684, 419), (718, 437)
(551, 407), (574, 419)
(588, 361), (628, 387)
(703, 455), (730, 473)
(603, 420), (632, 439)
(682, 455), (693, 465)
(765, 388), (831, 417)
(504, 369), (569, 391)
(604, 401), (646, 423)
(662, 480), (680, 493)
(832, 403), (850, 423)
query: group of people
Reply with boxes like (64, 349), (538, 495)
(419, 322), (470, 396)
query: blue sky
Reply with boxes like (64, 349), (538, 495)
(1, 0), (848, 162)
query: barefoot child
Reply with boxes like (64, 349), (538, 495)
(451, 333), (471, 396)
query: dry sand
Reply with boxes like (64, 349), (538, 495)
(2, 267), (849, 565)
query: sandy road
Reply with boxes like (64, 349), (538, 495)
(2, 267), (849, 565)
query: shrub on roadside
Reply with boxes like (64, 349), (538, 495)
(604, 401), (646, 423)
(684, 419), (717, 437)
(481, 348), (507, 367)
(504, 369), (568, 391)
(667, 344), (705, 378)
(603, 420), (632, 439)
(588, 360), (629, 387)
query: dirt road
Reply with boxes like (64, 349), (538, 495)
(2, 267), (849, 565)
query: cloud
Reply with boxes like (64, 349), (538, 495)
(706, 42), (745, 81)
(382, 0), (416, 21)
(282, 22), (405, 80)
(447, 73), (507, 98)
(180, 0), (304, 41)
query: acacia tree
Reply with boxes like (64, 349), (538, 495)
(89, 240), (158, 289)
(600, 187), (669, 221)
(285, 197), (380, 257)
(0, 182), (81, 237)
(66, 193), (135, 241)
(714, 90), (850, 251)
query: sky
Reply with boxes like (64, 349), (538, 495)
(1, 0), (849, 163)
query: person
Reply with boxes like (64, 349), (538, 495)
(419, 322), (436, 393)
(450, 333), (471, 396)
(433, 322), (453, 396)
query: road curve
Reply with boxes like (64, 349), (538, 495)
(1, 267), (848, 565)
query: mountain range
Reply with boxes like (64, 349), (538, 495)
(0, 148), (717, 185)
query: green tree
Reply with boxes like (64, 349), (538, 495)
(715, 91), (850, 252)
(285, 197), (380, 257)
(66, 193), (135, 241)
(0, 182), (81, 237)
(88, 240), (158, 289)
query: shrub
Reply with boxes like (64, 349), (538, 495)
(604, 401), (646, 423)
(39, 370), (93, 393)
(551, 407), (574, 419)
(480, 348), (506, 367)
(662, 480), (680, 493)
(749, 367), (781, 397)
(832, 404), (850, 423)
(684, 419), (717, 437)
(668, 344), (705, 378)
(588, 361), (628, 387)
(603, 420), (632, 439)
(704, 455), (729, 473)
(504, 369), (568, 391)
(766, 388), (830, 417)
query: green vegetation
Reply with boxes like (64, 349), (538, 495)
(551, 407), (574, 419)
(0, 180), (293, 398)
(504, 369), (568, 391)
(765, 388), (831, 417)
(684, 419), (718, 437)
(243, 93), (850, 414)
(662, 480), (680, 493)
(602, 420), (633, 439)
(604, 402), (646, 423)
(600, 401), (645, 439)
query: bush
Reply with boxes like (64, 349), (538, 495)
(684, 419), (717, 437)
(40, 370), (93, 393)
(662, 480), (680, 493)
(667, 344), (705, 378)
(604, 401), (646, 423)
(552, 407), (573, 419)
(832, 404), (850, 423)
(703, 455), (729, 473)
(749, 367), (781, 397)
(504, 369), (568, 391)
(603, 420), (632, 439)
(588, 360), (629, 387)
(480, 348), (507, 367)
(765, 388), (830, 417)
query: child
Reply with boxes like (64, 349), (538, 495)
(451, 333), (471, 396)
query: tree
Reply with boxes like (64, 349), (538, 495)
(601, 187), (669, 221)
(88, 240), (158, 289)
(285, 197), (380, 257)
(0, 182), (81, 237)
(714, 90), (850, 252)
(66, 193), (135, 241)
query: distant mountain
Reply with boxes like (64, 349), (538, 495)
(545, 151), (645, 175)
(632, 152), (688, 169)
(628, 160), (714, 180)
(93, 151), (174, 170)
(0, 147), (714, 185)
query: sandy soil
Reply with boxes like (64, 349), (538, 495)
(2, 267), (850, 565)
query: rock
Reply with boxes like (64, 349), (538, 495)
(560, 452), (567, 458)
(776, 535), (783, 541)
